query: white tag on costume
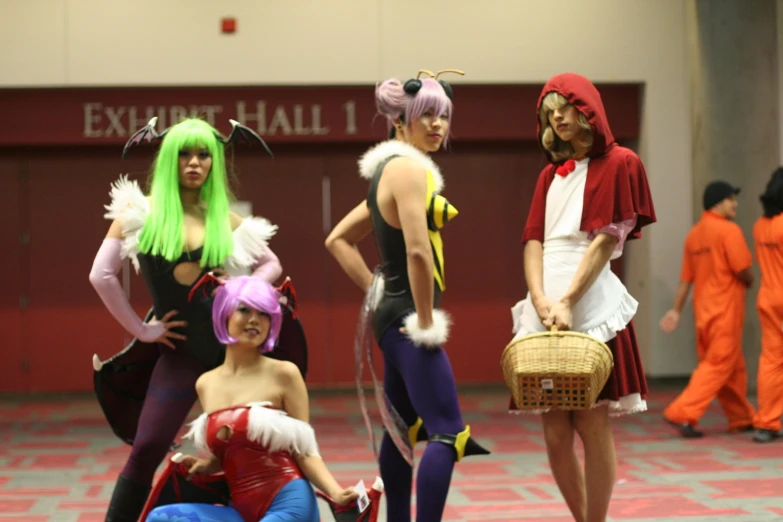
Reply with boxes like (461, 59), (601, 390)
(355, 479), (369, 513)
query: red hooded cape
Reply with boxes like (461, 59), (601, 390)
(522, 73), (656, 243)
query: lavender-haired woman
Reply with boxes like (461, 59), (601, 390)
(325, 69), (489, 522)
(143, 275), (384, 522)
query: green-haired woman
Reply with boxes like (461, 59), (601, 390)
(89, 117), (282, 522)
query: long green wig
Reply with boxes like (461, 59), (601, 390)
(138, 118), (235, 268)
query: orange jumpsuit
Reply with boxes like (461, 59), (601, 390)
(664, 210), (756, 429)
(752, 214), (783, 432)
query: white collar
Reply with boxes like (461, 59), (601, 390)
(357, 139), (444, 192)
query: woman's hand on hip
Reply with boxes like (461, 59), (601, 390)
(145, 310), (187, 349)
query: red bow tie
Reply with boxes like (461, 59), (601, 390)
(555, 159), (576, 177)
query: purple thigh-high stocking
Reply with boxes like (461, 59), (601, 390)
(116, 349), (203, 504)
(378, 320), (465, 522)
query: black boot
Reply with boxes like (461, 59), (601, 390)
(105, 475), (151, 522)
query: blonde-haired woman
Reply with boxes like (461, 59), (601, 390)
(509, 73), (656, 522)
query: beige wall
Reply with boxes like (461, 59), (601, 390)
(1, 0), (695, 375)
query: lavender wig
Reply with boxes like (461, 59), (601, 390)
(212, 276), (283, 353)
(375, 77), (453, 145)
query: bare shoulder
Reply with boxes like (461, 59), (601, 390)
(383, 156), (427, 193)
(195, 368), (218, 395)
(229, 211), (243, 231)
(271, 359), (303, 385)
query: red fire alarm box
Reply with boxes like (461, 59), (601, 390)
(221, 17), (237, 34)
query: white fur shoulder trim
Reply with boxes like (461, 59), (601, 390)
(402, 309), (452, 348)
(245, 402), (320, 458)
(358, 140), (444, 193)
(224, 216), (279, 277)
(183, 402), (320, 458)
(184, 411), (210, 456)
(103, 175), (149, 272)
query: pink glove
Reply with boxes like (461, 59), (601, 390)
(88, 238), (167, 343)
(251, 247), (283, 283)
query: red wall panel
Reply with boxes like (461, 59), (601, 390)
(0, 85), (642, 147)
(0, 83), (641, 393)
(21, 149), (154, 391)
(429, 143), (542, 383)
(0, 155), (25, 392)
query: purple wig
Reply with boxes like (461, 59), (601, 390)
(212, 276), (283, 353)
(375, 77), (453, 146)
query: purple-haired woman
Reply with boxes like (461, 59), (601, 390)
(325, 70), (489, 522)
(144, 275), (374, 522)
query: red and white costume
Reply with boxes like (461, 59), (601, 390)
(140, 402), (384, 522)
(510, 73), (657, 416)
(184, 402), (319, 521)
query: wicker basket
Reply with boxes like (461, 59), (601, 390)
(501, 326), (614, 411)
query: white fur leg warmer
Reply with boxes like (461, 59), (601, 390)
(402, 309), (451, 348)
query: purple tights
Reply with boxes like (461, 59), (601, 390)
(119, 349), (203, 491)
(377, 321), (465, 522)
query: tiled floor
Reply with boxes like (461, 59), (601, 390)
(0, 386), (780, 521)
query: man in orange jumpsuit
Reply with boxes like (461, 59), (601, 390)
(660, 180), (756, 438)
(752, 168), (783, 443)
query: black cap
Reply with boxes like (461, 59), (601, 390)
(703, 181), (740, 210)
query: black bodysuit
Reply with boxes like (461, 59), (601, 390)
(367, 157), (443, 342)
(137, 248), (225, 370)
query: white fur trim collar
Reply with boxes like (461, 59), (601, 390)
(102, 175), (277, 275)
(103, 175), (149, 272)
(183, 402), (320, 458)
(224, 217), (278, 277)
(358, 140), (444, 193)
(402, 309), (452, 348)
